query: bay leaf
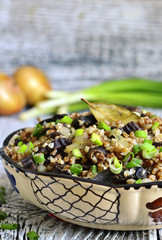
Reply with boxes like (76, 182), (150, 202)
(81, 99), (139, 125)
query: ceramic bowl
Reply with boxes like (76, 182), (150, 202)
(0, 129), (162, 231)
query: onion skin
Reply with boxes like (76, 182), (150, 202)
(13, 65), (52, 106)
(0, 73), (26, 115)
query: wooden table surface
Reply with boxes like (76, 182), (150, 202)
(0, 0), (162, 239)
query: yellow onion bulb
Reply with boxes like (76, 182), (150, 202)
(13, 65), (52, 106)
(0, 73), (26, 115)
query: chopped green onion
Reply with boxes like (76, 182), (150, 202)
(132, 145), (141, 155)
(140, 142), (155, 152)
(123, 152), (134, 162)
(0, 193), (5, 205)
(134, 130), (147, 138)
(91, 165), (98, 175)
(27, 231), (39, 240)
(143, 139), (153, 144)
(55, 119), (60, 124)
(33, 153), (45, 164)
(142, 148), (157, 159)
(60, 116), (73, 124)
(135, 179), (142, 184)
(159, 147), (162, 153)
(72, 149), (82, 158)
(91, 133), (103, 146)
(17, 144), (28, 154)
(18, 141), (23, 147)
(33, 123), (43, 137)
(28, 142), (34, 154)
(1, 223), (18, 230)
(152, 122), (159, 131)
(142, 109), (148, 114)
(75, 129), (84, 137)
(70, 164), (83, 175)
(0, 211), (7, 220)
(114, 158), (121, 168)
(0, 187), (6, 205)
(126, 158), (142, 168)
(0, 187), (5, 195)
(98, 122), (111, 131)
(108, 157), (123, 174)
(16, 136), (21, 139)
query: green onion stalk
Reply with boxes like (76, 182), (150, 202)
(19, 79), (162, 120)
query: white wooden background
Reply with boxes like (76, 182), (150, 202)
(1, 0), (162, 90)
(0, 0), (162, 239)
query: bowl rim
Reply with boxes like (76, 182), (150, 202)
(1, 128), (162, 190)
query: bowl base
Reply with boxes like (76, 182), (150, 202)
(53, 214), (162, 231)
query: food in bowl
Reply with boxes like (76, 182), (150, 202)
(1, 102), (162, 230)
(4, 103), (162, 185)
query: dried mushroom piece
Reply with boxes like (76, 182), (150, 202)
(87, 147), (107, 164)
(123, 121), (140, 134)
(71, 114), (97, 129)
(21, 155), (37, 171)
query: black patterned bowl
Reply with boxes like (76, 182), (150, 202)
(0, 129), (162, 231)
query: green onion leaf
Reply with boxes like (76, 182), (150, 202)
(91, 165), (98, 175)
(72, 149), (82, 158)
(108, 157), (123, 174)
(135, 179), (142, 184)
(0, 211), (7, 220)
(132, 145), (141, 155)
(151, 115), (157, 118)
(1, 223), (18, 230)
(142, 148), (157, 159)
(98, 122), (111, 131)
(91, 133), (103, 146)
(19, 79), (162, 120)
(123, 152), (134, 162)
(75, 129), (84, 137)
(33, 123), (43, 137)
(152, 122), (159, 131)
(27, 231), (39, 240)
(134, 130), (147, 138)
(60, 116), (73, 124)
(70, 164), (83, 175)
(159, 147), (162, 153)
(33, 153), (45, 164)
(126, 158), (142, 168)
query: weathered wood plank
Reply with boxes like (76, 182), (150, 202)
(0, 0), (162, 92)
